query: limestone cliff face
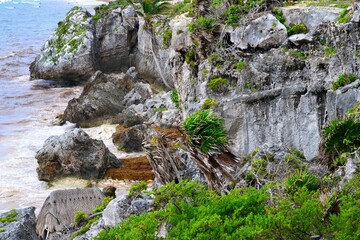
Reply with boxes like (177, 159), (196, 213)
(32, 3), (360, 161)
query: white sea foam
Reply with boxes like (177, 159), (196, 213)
(0, 0), (12, 4)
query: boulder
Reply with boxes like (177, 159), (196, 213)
(36, 128), (121, 181)
(96, 6), (138, 72)
(230, 14), (287, 50)
(352, 2), (360, 23)
(30, 7), (97, 82)
(288, 33), (313, 46)
(112, 124), (147, 152)
(63, 71), (134, 124)
(169, 15), (193, 51)
(0, 207), (39, 240)
(122, 82), (153, 107)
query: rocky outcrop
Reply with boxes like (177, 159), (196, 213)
(0, 207), (39, 240)
(30, 7), (97, 82)
(63, 71), (135, 124)
(112, 124), (147, 152)
(35, 128), (121, 181)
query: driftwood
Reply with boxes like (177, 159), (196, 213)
(36, 188), (104, 238)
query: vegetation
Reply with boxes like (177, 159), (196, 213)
(0, 209), (17, 223)
(170, 90), (180, 109)
(235, 61), (246, 71)
(94, 174), (360, 240)
(287, 23), (307, 36)
(74, 211), (87, 226)
(93, 0), (130, 20)
(324, 46), (337, 58)
(129, 0), (172, 18)
(129, 181), (148, 197)
(202, 98), (217, 110)
(0, 228), (4, 233)
(272, 7), (286, 24)
(154, 107), (168, 112)
(225, 5), (241, 26)
(183, 109), (228, 154)
(331, 73), (357, 90)
(289, 50), (306, 60)
(337, 9), (351, 24)
(207, 77), (228, 91)
(163, 29), (172, 47)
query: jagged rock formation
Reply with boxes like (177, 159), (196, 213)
(0, 207), (39, 240)
(36, 188), (104, 238)
(35, 128), (121, 181)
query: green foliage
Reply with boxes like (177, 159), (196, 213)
(324, 46), (337, 57)
(162, 29), (172, 47)
(285, 170), (320, 194)
(236, 61), (246, 71)
(289, 50), (306, 60)
(287, 23), (307, 36)
(197, 16), (216, 31)
(183, 110), (228, 154)
(207, 77), (228, 91)
(130, 0), (172, 17)
(225, 5), (241, 26)
(285, 148), (306, 169)
(171, 90), (180, 109)
(202, 98), (217, 110)
(129, 181), (148, 197)
(154, 107), (168, 112)
(74, 211), (87, 226)
(0, 228), (4, 233)
(185, 49), (196, 65)
(354, 50), (359, 56)
(272, 7), (286, 24)
(331, 73), (357, 90)
(170, 0), (194, 17)
(337, 9), (351, 24)
(71, 216), (101, 240)
(0, 209), (17, 223)
(93, 196), (114, 213)
(93, 0), (130, 20)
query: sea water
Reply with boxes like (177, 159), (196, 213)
(0, 0), (100, 212)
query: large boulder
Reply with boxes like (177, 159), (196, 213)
(112, 124), (147, 152)
(36, 128), (121, 181)
(229, 14), (287, 50)
(30, 7), (97, 82)
(63, 71), (135, 124)
(0, 207), (39, 240)
(96, 6), (138, 72)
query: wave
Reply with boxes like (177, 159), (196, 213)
(0, 0), (11, 4)
(0, 52), (16, 60)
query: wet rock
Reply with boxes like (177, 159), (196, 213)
(36, 128), (121, 181)
(0, 207), (39, 240)
(230, 14), (287, 50)
(112, 124), (147, 152)
(63, 71), (134, 124)
(30, 7), (97, 82)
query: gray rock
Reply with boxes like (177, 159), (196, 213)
(0, 207), (39, 240)
(230, 14), (287, 50)
(36, 128), (121, 181)
(352, 2), (360, 23)
(169, 15), (193, 51)
(63, 71), (134, 124)
(288, 33), (313, 46)
(123, 82), (153, 107)
(30, 7), (97, 82)
(96, 6), (138, 72)
(112, 124), (147, 152)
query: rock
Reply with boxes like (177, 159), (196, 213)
(36, 128), (121, 181)
(230, 14), (287, 50)
(112, 124), (147, 152)
(288, 33), (313, 46)
(281, 6), (342, 33)
(0, 207), (39, 240)
(148, 109), (181, 128)
(169, 15), (193, 51)
(36, 188), (104, 237)
(63, 71), (134, 124)
(30, 7), (97, 82)
(123, 82), (153, 107)
(96, 6), (138, 72)
(352, 2), (360, 23)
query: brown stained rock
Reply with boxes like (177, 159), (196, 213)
(105, 156), (154, 181)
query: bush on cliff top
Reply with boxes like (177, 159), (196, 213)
(183, 109), (228, 154)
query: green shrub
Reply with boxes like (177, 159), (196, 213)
(337, 9), (351, 24)
(93, 0), (130, 21)
(183, 109), (228, 154)
(331, 73), (357, 90)
(287, 23), (307, 36)
(197, 16), (216, 31)
(236, 61), (246, 71)
(74, 211), (87, 226)
(129, 181), (148, 197)
(202, 98), (217, 110)
(93, 196), (114, 213)
(185, 49), (196, 64)
(285, 170), (320, 195)
(225, 5), (241, 26)
(207, 77), (228, 91)
(272, 8), (286, 24)
(0, 228), (4, 233)
(289, 50), (306, 60)
(163, 29), (172, 47)
(325, 46), (337, 58)
(154, 107), (168, 112)
(170, 90), (180, 109)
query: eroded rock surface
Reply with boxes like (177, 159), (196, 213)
(36, 128), (121, 181)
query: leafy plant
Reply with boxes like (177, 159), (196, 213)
(272, 7), (286, 24)
(0, 228), (4, 233)
(285, 170), (320, 194)
(183, 109), (228, 154)
(74, 211), (87, 226)
(170, 90), (180, 109)
(225, 5), (241, 26)
(0, 209), (17, 223)
(93, 196), (114, 213)
(331, 73), (357, 90)
(202, 98), (217, 110)
(287, 23), (307, 36)
(236, 61), (246, 71)
(163, 29), (172, 47)
(197, 16), (216, 31)
(207, 77), (228, 91)
(325, 46), (337, 58)
(129, 181), (148, 197)
(337, 9), (351, 24)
